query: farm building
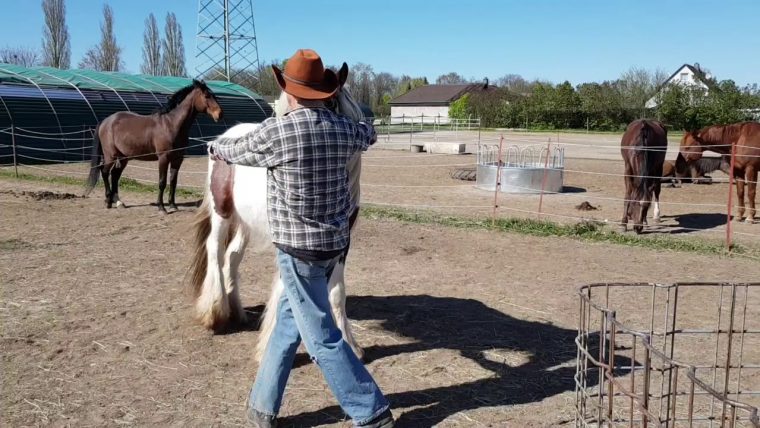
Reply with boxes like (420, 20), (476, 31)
(0, 64), (273, 164)
(389, 81), (493, 123)
(645, 63), (713, 108)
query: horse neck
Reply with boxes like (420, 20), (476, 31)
(167, 92), (200, 136)
(347, 152), (362, 210)
(699, 125), (738, 154)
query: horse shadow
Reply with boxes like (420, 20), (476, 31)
(660, 213), (727, 234)
(280, 294), (630, 427)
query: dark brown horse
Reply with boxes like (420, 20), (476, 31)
(662, 153), (730, 186)
(620, 119), (668, 233)
(679, 122), (760, 222)
(84, 80), (223, 213)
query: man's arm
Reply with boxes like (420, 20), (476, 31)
(208, 125), (280, 168)
(354, 121), (377, 151)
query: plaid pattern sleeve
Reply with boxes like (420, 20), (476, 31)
(210, 120), (280, 168)
(354, 121), (377, 151)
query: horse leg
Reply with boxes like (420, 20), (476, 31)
(736, 175), (746, 222)
(156, 155), (169, 214)
(223, 225), (249, 324)
(328, 259), (363, 360)
(101, 164), (113, 209)
(621, 168), (632, 232)
(111, 159), (128, 208)
(167, 156), (184, 212)
(652, 183), (662, 223)
(196, 212), (231, 331)
(255, 271), (285, 363)
(746, 166), (757, 223)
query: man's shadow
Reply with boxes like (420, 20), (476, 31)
(281, 294), (628, 427)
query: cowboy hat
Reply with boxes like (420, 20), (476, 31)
(272, 49), (339, 100)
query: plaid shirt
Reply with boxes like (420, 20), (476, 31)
(210, 107), (375, 253)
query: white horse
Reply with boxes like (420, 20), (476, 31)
(188, 64), (366, 361)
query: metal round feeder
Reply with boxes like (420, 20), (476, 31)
(476, 144), (565, 194)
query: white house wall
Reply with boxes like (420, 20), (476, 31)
(390, 106), (450, 123)
(646, 65), (711, 108)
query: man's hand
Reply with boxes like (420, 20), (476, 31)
(208, 144), (225, 162)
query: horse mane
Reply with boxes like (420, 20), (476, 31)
(157, 79), (211, 114)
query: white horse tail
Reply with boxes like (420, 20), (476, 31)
(188, 188), (236, 331)
(255, 270), (284, 363)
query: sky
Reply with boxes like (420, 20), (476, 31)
(2, 0), (759, 86)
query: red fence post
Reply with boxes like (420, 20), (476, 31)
(726, 142), (737, 251)
(492, 134), (505, 226)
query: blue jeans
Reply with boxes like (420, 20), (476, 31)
(248, 249), (389, 426)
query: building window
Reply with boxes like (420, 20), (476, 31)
(680, 72), (689, 82)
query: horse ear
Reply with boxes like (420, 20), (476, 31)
(338, 62), (349, 87)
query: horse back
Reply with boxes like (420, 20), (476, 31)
(99, 111), (173, 159)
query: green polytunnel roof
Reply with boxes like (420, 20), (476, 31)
(0, 63), (264, 99)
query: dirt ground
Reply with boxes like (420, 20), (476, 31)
(1, 175), (759, 427)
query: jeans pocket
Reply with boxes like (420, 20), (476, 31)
(293, 259), (323, 279)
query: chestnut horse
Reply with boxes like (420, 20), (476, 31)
(620, 119), (668, 233)
(188, 64), (369, 362)
(679, 122), (760, 223)
(84, 80), (223, 213)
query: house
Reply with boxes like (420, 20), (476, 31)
(389, 81), (493, 123)
(645, 63), (713, 108)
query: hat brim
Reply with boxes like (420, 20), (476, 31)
(272, 65), (339, 100)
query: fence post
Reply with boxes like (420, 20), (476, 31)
(492, 134), (505, 225)
(420, 113), (424, 133)
(11, 124), (18, 178)
(726, 142), (737, 251)
(408, 116), (413, 151)
(538, 138), (552, 219)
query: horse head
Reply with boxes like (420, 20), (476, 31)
(191, 79), (223, 122)
(679, 131), (705, 163)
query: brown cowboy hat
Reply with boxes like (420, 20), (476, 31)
(272, 49), (339, 100)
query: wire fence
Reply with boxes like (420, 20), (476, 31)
(1, 126), (758, 253)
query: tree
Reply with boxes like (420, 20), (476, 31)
(79, 4), (122, 71)
(496, 74), (532, 94)
(161, 12), (186, 77)
(41, 0), (70, 69)
(348, 62), (374, 106)
(436, 72), (467, 85)
(140, 13), (161, 75)
(0, 46), (40, 67)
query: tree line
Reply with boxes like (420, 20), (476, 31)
(2, 1), (758, 131)
(1, 0), (185, 77)
(449, 68), (760, 131)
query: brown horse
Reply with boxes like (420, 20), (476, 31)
(679, 122), (760, 222)
(620, 119), (668, 233)
(84, 80), (223, 213)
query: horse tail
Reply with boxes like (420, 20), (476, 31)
(84, 124), (102, 196)
(188, 194), (212, 300)
(637, 121), (652, 198)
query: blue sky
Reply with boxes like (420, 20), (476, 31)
(2, 0), (759, 86)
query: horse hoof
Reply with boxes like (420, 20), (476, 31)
(653, 217), (662, 224)
(158, 208), (168, 215)
(116, 201), (127, 209)
(168, 206), (178, 213)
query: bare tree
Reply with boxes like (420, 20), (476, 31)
(161, 12), (186, 77)
(79, 4), (122, 71)
(435, 72), (467, 85)
(349, 63), (374, 106)
(0, 46), (40, 67)
(41, 0), (70, 69)
(141, 13), (161, 75)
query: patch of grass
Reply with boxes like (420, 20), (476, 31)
(0, 238), (33, 251)
(0, 170), (203, 198)
(360, 205), (758, 258)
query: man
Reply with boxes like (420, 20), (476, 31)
(207, 49), (393, 428)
